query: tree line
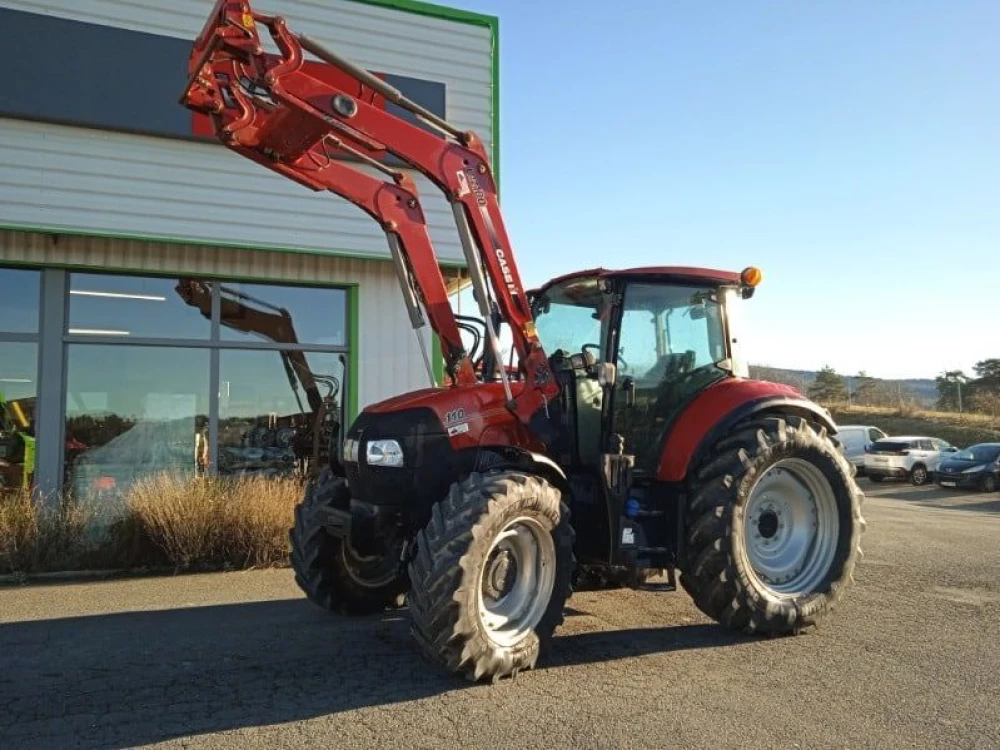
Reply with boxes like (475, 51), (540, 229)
(934, 359), (1000, 416)
(749, 359), (1000, 417)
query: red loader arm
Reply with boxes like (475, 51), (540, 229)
(179, 1), (560, 428)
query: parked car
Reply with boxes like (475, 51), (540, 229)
(836, 424), (888, 475)
(863, 436), (958, 486)
(935, 443), (1000, 492)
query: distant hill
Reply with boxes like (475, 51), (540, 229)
(748, 365), (938, 407)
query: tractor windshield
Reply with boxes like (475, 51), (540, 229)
(616, 283), (729, 383)
(531, 277), (610, 362)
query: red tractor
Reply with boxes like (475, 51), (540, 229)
(181, 1), (865, 683)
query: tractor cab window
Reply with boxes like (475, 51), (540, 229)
(617, 284), (728, 382)
(531, 277), (609, 363)
(532, 276), (610, 467)
(613, 283), (731, 475)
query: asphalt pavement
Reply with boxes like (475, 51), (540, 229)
(1, 478), (998, 750)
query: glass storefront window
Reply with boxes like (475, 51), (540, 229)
(0, 342), (38, 491)
(219, 282), (347, 347)
(0, 268), (41, 334)
(64, 345), (210, 503)
(218, 349), (346, 479)
(68, 273), (211, 340)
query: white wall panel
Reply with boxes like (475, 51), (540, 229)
(0, 229), (447, 410)
(0, 0), (494, 264)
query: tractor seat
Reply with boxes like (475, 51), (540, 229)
(643, 350), (696, 384)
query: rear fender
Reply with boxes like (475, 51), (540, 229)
(656, 379), (837, 482)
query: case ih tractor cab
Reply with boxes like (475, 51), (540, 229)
(181, 1), (864, 683)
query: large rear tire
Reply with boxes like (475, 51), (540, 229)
(407, 471), (575, 682)
(289, 468), (408, 615)
(679, 415), (864, 636)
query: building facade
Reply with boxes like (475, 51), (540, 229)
(0, 0), (496, 501)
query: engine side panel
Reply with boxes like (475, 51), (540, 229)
(363, 382), (547, 454)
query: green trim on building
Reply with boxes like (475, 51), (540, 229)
(347, 285), (361, 423)
(431, 333), (444, 385)
(491, 18), (500, 187)
(348, 0), (496, 28)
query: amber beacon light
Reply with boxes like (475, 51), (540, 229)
(740, 266), (763, 287)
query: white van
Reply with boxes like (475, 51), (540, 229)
(836, 424), (888, 475)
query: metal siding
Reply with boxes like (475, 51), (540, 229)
(0, 0), (492, 264)
(0, 229), (433, 410)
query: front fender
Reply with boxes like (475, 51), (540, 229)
(656, 378), (837, 482)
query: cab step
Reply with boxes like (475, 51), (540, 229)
(632, 567), (677, 592)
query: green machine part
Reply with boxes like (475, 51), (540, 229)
(1, 390), (36, 489)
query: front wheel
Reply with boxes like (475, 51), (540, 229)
(407, 471), (575, 682)
(680, 415), (864, 636)
(289, 468), (408, 615)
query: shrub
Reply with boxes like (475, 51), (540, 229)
(1, 474), (304, 576)
(125, 473), (301, 570)
(0, 488), (96, 576)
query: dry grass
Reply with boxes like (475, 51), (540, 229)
(0, 488), (96, 576)
(1, 474), (303, 576)
(222, 477), (302, 569)
(126, 474), (301, 571)
(827, 403), (1000, 448)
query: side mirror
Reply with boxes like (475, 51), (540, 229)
(593, 361), (616, 387)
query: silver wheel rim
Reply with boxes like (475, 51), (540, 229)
(477, 516), (556, 647)
(913, 467), (926, 484)
(742, 458), (840, 597)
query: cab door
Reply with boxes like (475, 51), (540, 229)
(608, 281), (730, 479)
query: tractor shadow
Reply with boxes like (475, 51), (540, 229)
(0, 594), (743, 749)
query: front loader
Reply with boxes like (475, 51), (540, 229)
(180, 1), (865, 683)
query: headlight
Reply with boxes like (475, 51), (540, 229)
(366, 439), (404, 467)
(962, 464), (985, 474)
(342, 438), (360, 463)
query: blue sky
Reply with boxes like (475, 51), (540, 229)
(447, 0), (999, 380)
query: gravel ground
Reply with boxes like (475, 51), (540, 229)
(1, 479), (998, 750)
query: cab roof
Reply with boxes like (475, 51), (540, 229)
(531, 266), (742, 297)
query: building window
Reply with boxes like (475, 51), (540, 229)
(219, 281), (347, 347)
(61, 272), (349, 506)
(68, 274), (211, 340)
(0, 268), (41, 492)
(218, 350), (346, 478)
(0, 342), (39, 491)
(0, 267), (41, 334)
(65, 346), (210, 503)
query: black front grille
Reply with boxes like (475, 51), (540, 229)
(344, 407), (459, 527)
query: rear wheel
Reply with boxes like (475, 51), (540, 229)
(407, 471), (575, 682)
(910, 464), (929, 486)
(680, 415), (864, 635)
(289, 468), (407, 615)
(982, 474), (998, 493)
